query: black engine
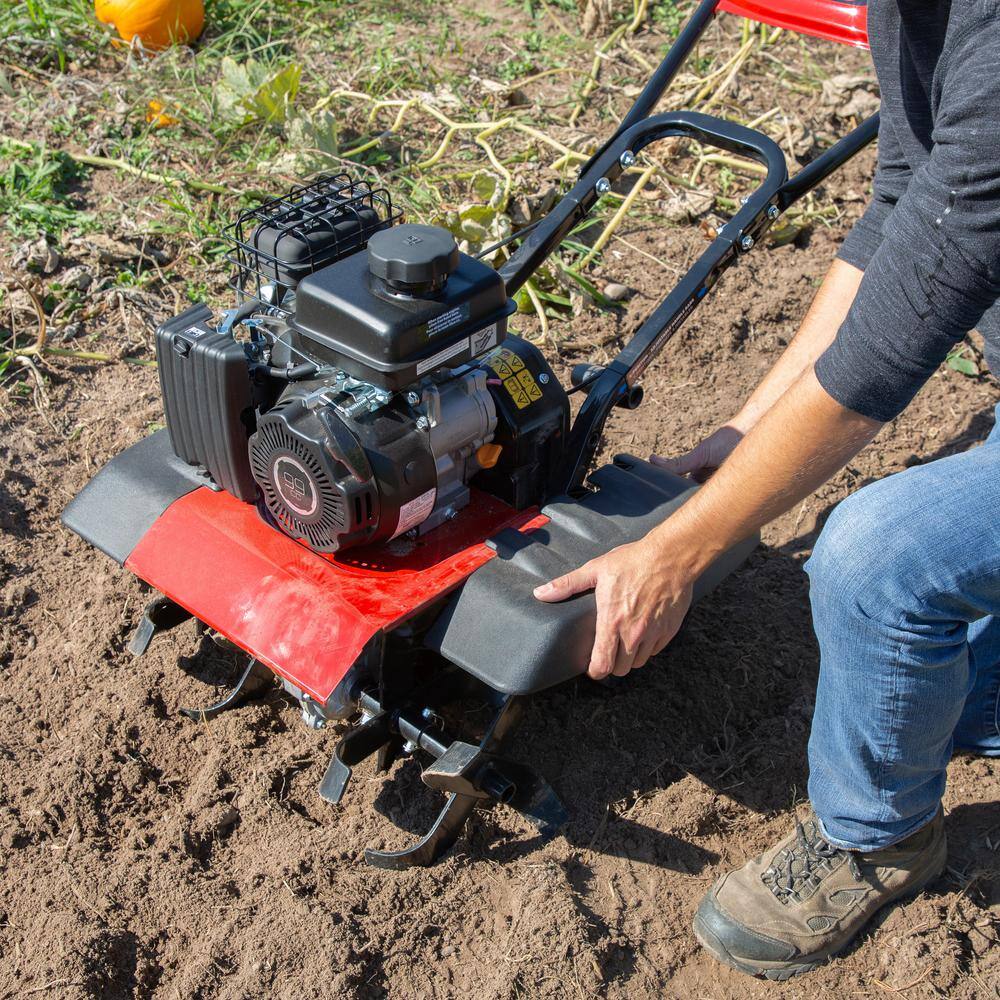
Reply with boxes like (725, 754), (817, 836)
(155, 174), (569, 553)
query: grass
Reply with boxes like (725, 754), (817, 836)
(0, 0), (101, 71)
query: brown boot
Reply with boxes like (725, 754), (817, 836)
(693, 808), (946, 980)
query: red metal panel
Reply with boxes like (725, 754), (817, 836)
(126, 487), (547, 703)
(719, 0), (868, 49)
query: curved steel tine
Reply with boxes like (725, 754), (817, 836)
(364, 793), (478, 870)
(179, 658), (272, 722)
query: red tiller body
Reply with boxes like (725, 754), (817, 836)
(126, 486), (547, 703)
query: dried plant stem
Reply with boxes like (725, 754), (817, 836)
(578, 164), (657, 268)
(0, 134), (269, 199)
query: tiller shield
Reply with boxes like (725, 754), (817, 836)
(63, 0), (876, 868)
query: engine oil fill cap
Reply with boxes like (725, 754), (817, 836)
(368, 224), (459, 294)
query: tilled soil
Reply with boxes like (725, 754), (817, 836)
(2, 12), (1000, 1000)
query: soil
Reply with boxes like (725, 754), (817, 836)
(2, 8), (999, 1000)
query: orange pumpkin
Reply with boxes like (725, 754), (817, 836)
(95, 0), (205, 50)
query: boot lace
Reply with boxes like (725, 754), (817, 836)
(762, 817), (863, 904)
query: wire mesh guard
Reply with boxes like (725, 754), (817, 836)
(224, 173), (401, 313)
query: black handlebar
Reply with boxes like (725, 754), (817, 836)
(495, 0), (879, 495)
(499, 110), (788, 297)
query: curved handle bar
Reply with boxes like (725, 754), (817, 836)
(499, 110), (788, 296)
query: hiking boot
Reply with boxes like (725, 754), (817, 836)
(693, 807), (946, 981)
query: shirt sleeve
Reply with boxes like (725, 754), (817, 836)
(837, 117), (914, 272)
(816, 26), (1000, 422)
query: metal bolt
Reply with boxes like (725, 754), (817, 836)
(402, 739), (418, 754)
(740, 195), (750, 206)
(538, 372), (550, 385)
(406, 391), (420, 406)
(767, 205), (780, 220)
(740, 235), (755, 252)
(415, 415), (430, 430)
(619, 149), (636, 168)
(444, 506), (458, 521)
(595, 177), (611, 196)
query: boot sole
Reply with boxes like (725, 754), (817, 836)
(692, 850), (946, 981)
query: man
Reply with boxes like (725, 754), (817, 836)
(534, 0), (1000, 980)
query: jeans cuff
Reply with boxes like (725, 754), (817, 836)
(816, 809), (938, 853)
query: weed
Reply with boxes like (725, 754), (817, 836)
(1, 0), (102, 71)
(0, 145), (94, 241)
(651, 1), (692, 38)
(946, 344), (979, 377)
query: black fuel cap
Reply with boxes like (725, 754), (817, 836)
(368, 224), (459, 294)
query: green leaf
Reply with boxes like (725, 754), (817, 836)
(947, 354), (978, 376)
(214, 57), (301, 125)
(559, 265), (616, 309)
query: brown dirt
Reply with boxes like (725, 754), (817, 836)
(2, 8), (999, 1000)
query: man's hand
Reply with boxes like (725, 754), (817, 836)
(533, 539), (694, 680)
(652, 425), (744, 482)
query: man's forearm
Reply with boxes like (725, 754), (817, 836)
(733, 259), (864, 432)
(651, 367), (882, 575)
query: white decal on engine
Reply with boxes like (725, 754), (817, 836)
(416, 337), (469, 375)
(391, 487), (437, 539)
(469, 322), (498, 355)
(427, 305), (467, 335)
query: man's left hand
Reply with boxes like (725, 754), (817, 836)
(532, 538), (694, 680)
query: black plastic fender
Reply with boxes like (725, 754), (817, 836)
(426, 454), (759, 694)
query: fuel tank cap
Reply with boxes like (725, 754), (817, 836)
(367, 223), (459, 294)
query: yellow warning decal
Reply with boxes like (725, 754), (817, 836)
(486, 347), (525, 381)
(516, 368), (542, 401)
(485, 347), (541, 409)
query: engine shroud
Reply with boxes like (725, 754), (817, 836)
(155, 179), (569, 556)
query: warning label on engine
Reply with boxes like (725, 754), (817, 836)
(486, 348), (541, 410)
(391, 487), (436, 540)
(469, 322), (499, 356)
(427, 303), (470, 336)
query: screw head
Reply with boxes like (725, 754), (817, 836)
(740, 235), (755, 251)
(619, 150), (636, 168)
(416, 415), (430, 430)
(406, 391), (420, 406)
(740, 195), (750, 206)
(595, 177), (611, 196)
(538, 372), (550, 385)
(767, 205), (780, 220)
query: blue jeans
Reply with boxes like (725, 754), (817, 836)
(805, 405), (1000, 852)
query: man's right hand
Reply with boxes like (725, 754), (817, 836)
(651, 424), (745, 482)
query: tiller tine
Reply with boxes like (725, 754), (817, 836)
(128, 596), (193, 656)
(179, 657), (273, 722)
(325, 691), (567, 869)
(127, 598), (274, 721)
(365, 793), (480, 870)
(421, 743), (567, 837)
(318, 710), (399, 805)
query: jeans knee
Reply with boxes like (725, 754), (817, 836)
(806, 482), (910, 622)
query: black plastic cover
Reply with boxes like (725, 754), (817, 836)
(426, 455), (760, 695)
(156, 304), (258, 502)
(290, 250), (514, 390)
(472, 336), (569, 509)
(62, 430), (206, 564)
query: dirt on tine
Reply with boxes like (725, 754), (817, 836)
(0, 1), (997, 998)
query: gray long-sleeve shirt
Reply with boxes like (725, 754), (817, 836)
(815, 0), (1000, 422)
